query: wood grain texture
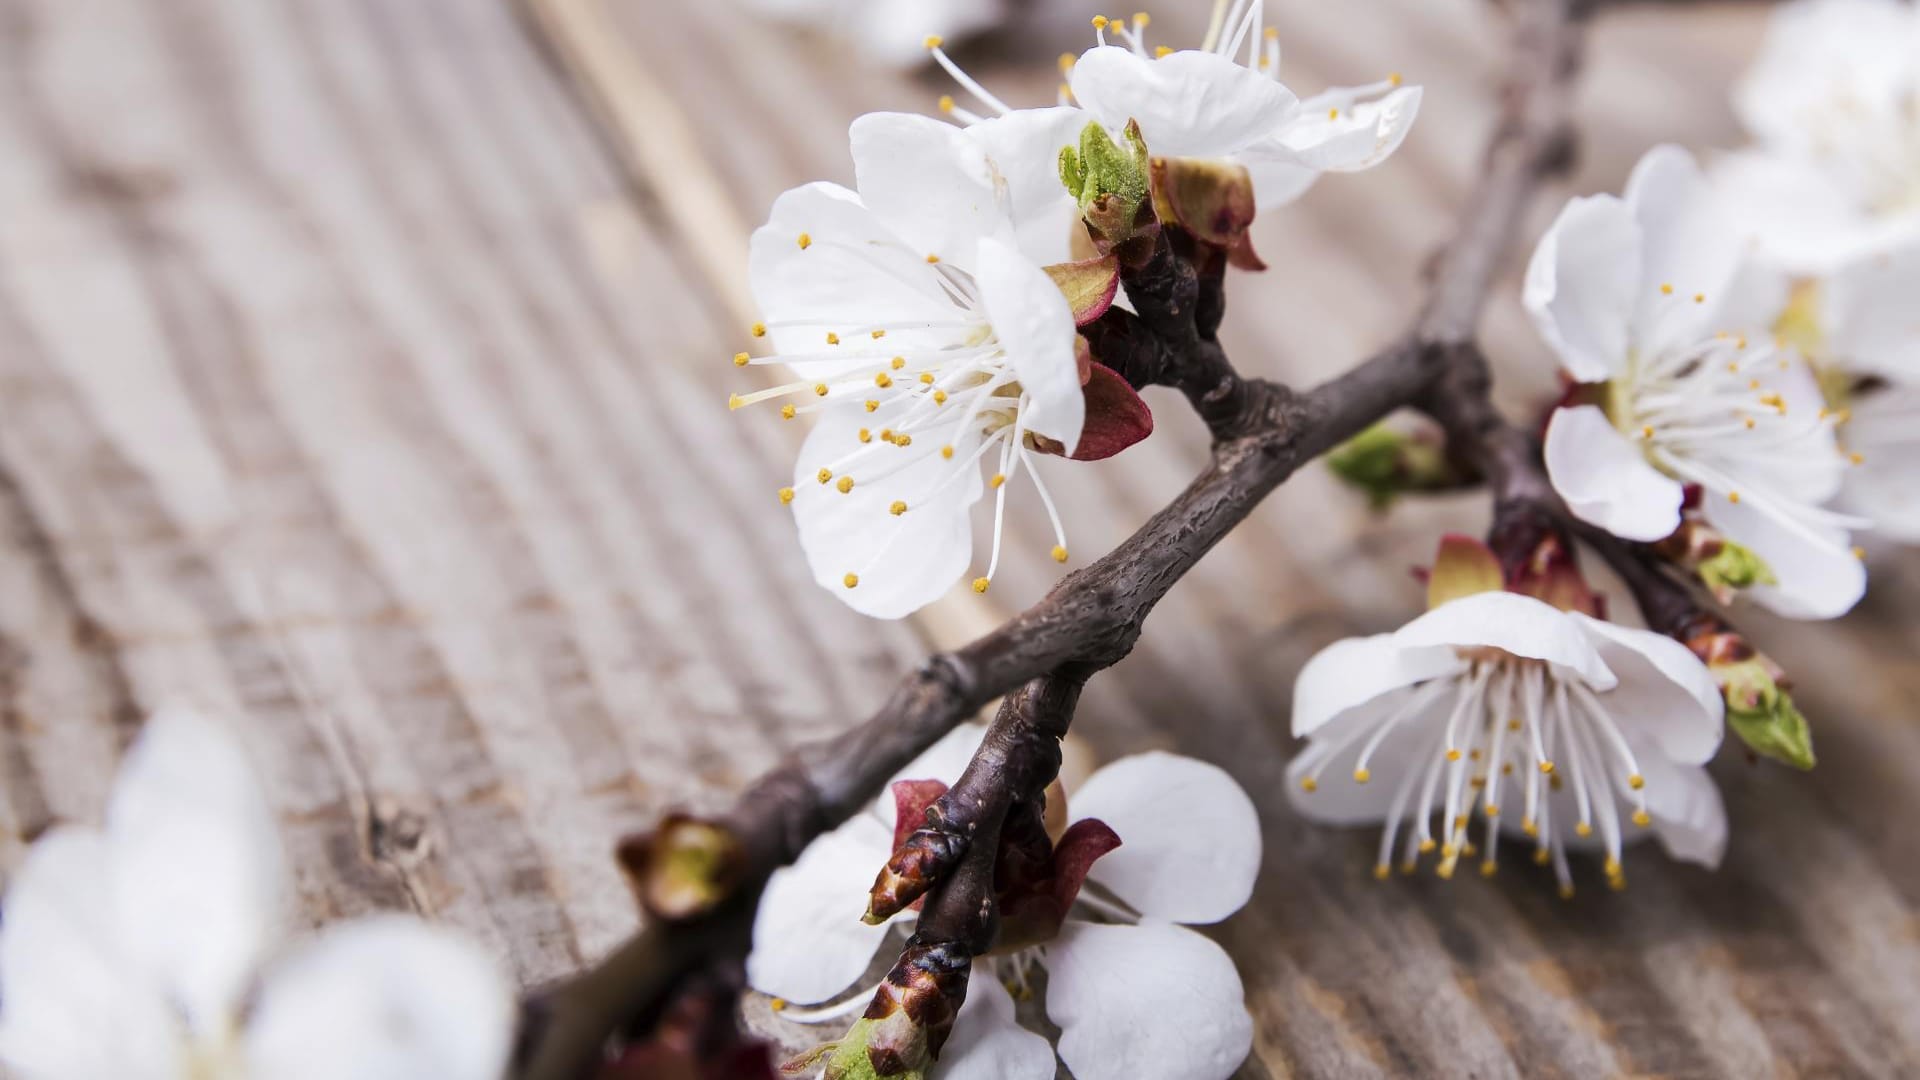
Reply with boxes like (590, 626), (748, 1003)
(2, 0), (1917, 1076)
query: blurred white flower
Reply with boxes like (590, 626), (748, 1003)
(748, 725), (1262, 1080)
(1062, 2), (1421, 209)
(0, 708), (512, 1080)
(741, 112), (1096, 619)
(742, 0), (1008, 69)
(1717, 0), (1920, 273)
(1288, 538), (1728, 896)
(1527, 145), (1867, 619)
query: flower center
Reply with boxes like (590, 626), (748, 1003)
(1297, 655), (1652, 896)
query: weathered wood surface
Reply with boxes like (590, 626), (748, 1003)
(2, 0), (1917, 1076)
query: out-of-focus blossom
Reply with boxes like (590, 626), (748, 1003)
(744, 0), (1008, 69)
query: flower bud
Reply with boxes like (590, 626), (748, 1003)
(615, 816), (742, 921)
(1059, 120), (1152, 249)
(1690, 630), (1815, 770)
(1327, 423), (1460, 510)
(1148, 155), (1262, 270)
(818, 938), (972, 1079)
(1655, 518), (1777, 603)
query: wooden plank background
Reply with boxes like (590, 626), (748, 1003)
(1, 0), (1916, 1075)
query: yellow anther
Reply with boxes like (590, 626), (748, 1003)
(1418, 838), (1437, 854)
(919, 372), (935, 384)
(778, 487), (795, 505)
(814, 383), (829, 397)
(780, 404), (796, 420)
(1745, 417), (1757, 430)
(972, 576), (990, 593)
(1508, 718), (1521, 732)
(817, 468), (833, 484)
(771, 998), (788, 1012)
(797, 232), (812, 250)
(1052, 544), (1069, 563)
(1660, 283), (1674, 296)
(733, 351), (750, 366)
(858, 428), (872, 443)
(1470, 776), (1486, 789)
(1132, 11), (1149, 26)
(1374, 863), (1391, 881)
(1353, 767), (1372, 784)
(894, 434), (912, 447)
(1574, 822), (1593, 838)
(843, 572), (859, 589)
(1502, 763), (1513, 775)
(1728, 490), (1741, 504)
(938, 94), (956, 114)
(1608, 875), (1627, 892)
(1301, 776), (1318, 793)
(1535, 848), (1552, 866)
(1480, 860), (1498, 878)
(1058, 52), (1077, 73)
(728, 393), (743, 410)
(1850, 451), (1864, 465)
(751, 321), (767, 337)
(1440, 844), (1457, 859)
(1435, 862), (1455, 881)
(991, 473), (1006, 488)
(1632, 808), (1652, 828)
(1155, 45), (1173, 57)
(1628, 774), (1645, 790)
(1694, 293), (1706, 304)
(1484, 803), (1499, 818)
(1446, 748), (1462, 762)
(1452, 815), (1467, 830)
(826, 332), (840, 345)
(890, 356), (906, 370)
(933, 390), (948, 405)
(890, 500), (908, 516)
(1749, 378), (1761, 390)
(865, 400), (879, 413)
(1540, 760), (1555, 774)
(1522, 818), (1538, 837)
(879, 428), (893, 442)
(1469, 749), (1482, 762)
(925, 253), (940, 264)
(923, 34), (944, 48)
(1091, 15), (1108, 28)
(1558, 883), (1575, 900)
(1389, 71), (1403, 86)
(872, 329), (886, 340)
(1264, 26), (1279, 38)
(836, 476), (854, 494)
(1328, 107), (1340, 120)
(875, 373), (893, 388)
(938, 444), (955, 460)
(1641, 425), (1654, 438)
(1736, 335), (1748, 349)
(1853, 546), (1866, 560)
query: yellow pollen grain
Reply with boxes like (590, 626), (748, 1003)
(1660, 283), (1674, 296)
(858, 428), (872, 443)
(1418, 838), (1437, 854)
(796, 232), (812, 250)
(825, 332), (840, 345)
(1090, 15), (1108, 29)
(778, 487), (794, 505)
(891, 356), (906, 370)
(1264, 26), (1278, 38)
(1694, 293), (1706, 304)
(814, 383), (829, 397)
(1603, 858), (1622, 877)
(728, 393), (743, 410)
(1435, 862), (1455, 881)
(1452, 815), (1467, 830)
(1300, 776), (1318, 793)
(1575, 822), (1593, 838)
(865, 400), (879, 413)
(1522, 818), (1538, 837)
(1641, 425), (1654, 438)
(991, 473), (1006, 489)
(1328, 107), (1339, 120)
(751, 321), (767, 337)
(890, 500), (908, 516)
(1539, 760), (1555, 774)
(770, 998), (788, 1012)
(894, 434), (912, 447)
(843, 572), (859, 589)
(1390, 71), (1403, 86)
(879, 428), (893, 442)
(875, 373), (893, 388)
(836, 476), (854, 494)
(923, 34), (944, 48)
(817, 468), (833, 484)
(941, 445), (955, 459)
(919, 372), (935, 384)
(1728, 490), (1741, 504)
(1850, 451), (1865, 465)
(1745, 417), (1757, 430)
(780, 404), (796, 420)
(1749, 378), (1761, 390)
(938, 94), (956, 114)
(1633, 809), (1652, 827)
(1484, 804), (1499, 817)
(1156, 45), (1173, 57)
(733, 351), (749, 367)
(1052, 544), (1069, 563)
(933, 390), (948, 405)
(925, 253), (940, 264)
(1853, 546), (1866, 560)
(1353, 767), (1372, 784)
(1628, 774), (1645, 790)
(872, 329), (886, 340)
(1508, 719), (1521, 732)
(1133, 11), (1149, 26)
(1445, 748), (1462, 762)
(972, 576), (990, 593)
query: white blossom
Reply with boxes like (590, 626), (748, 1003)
(1288, 581), (1728, 896)
(0, 709), (513, 1080)
(741, 0), (1009, 69)
(748, 725), (1262, 1080)
(1527, 145), (1868, 619)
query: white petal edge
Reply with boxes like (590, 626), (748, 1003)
(850, 111), (1009, 269)
(1699, 488), (1865, 620)
(1543, 405), (1685, 543)
(746, 813), (896, 1004)
(244, 916), (514, 1080)
(964, 106), (1089, 266)
(1291, 631), (1461, 739)
(106, 707), (285, 1037)
(976, 236), (1084, 453)
(1070, 752), (1262, 925)
(938, 973), (1056, 1080)
(1046, 920), (1253, 1080)
(1639, 752), (1728, 869)
(1523, 195), (1642, 383)
(1571, 614), (1725, 764)
(1395, 590), (1616, 690)
(1068, 46), (1298, 158)
(1622, 145), (1749, 355)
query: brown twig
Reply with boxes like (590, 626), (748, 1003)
(504, 0), (1748, 1074)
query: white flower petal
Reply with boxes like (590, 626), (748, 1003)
(107, 707), (284, 1036)
(1826, 240), (1920, 383)
(1290, 632), (1460, 739)
(1543, 405), (1685, 543)
(1838, 387), (1920, 540)
(1712, 149), (1891, 275)
(1523, 195), (1642, 383)
(1395, 590), (1616, 690)
(244, 916), (513, 1080)
(749, 181), (959, 360)
(964, 106), (1089, 266)
(851, 111), (1008, 269)
(0, 829), (180, 1080)
(746, 813), (896, 1004)
(1639, 752), (1728, 869)
(1046, 921), (1252, 1080)
(938, 974), (1056, 1080)
(845, 0), (1007, 69)
(1735, 0), (1918, 152)
(791, 406), (984, 620)
(1286, 683), (1451, 824)
(1274, 85), (1423, 172)
(1069, 752), (1261, 925)
(1068, 46), (1299, 158)
(1699, 488), (1865, 619)
(975, 236), (1084, 453)
(1570, 614), (1725, 764)
(1623, 146), (1751, 353)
